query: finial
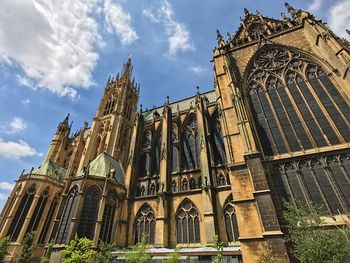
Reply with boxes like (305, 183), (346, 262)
(281, 12), (289, 21)
(216, 29), (225, 47)
(196, 86), (200, 94)
(285, 2), (297, 18)
(139, 104), (143, 113)
(227, 32), (232, 41)
(166, 96), (169, 104)
(244, 8), (249, 16)
(347, 29), (350, 36)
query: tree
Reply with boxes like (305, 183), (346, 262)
(212, 235), (224, 263)
(61, 235), (96, 263)
(283, 200), (349, 263)
(257, 242), (281, 263)
(125, 234), (151, 263)
(17, 231), (35, 263)
(0, 236), (10, 263)
(95, 241), (114, 263)
(40, 242), (54, 263)
(166, 249), (180, 263)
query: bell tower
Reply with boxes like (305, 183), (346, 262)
(78, 57), (140, 171)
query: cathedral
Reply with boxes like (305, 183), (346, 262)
(1, 3), (350, 263)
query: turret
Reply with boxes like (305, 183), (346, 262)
(44, 114), (71, 163)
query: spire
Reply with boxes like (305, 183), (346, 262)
(62, 113), (70, 126)
(122, 54), (133, 78)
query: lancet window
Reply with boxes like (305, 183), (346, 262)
(55, 186), (79, 244)
(172, 146), (179, 173)
(152, 133), (161, 175)
(224, 197), (239, 242)
(39, 193), (59, 244)
(182, 116), (200, 170)
(100, 190), (118, 243)
(26, 188), (49, 234)
(139, 153), (150, 177)
(7, 185), (36, 241)
(211, 114), (226, 165)
(176, 199), (200, 244)
(77, 186), (101, 239)
(134, 204), (156, 244)
(247, 47), (350, 156)
(103, 93), (117, 116)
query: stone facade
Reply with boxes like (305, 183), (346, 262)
(0, 3), (350, 263)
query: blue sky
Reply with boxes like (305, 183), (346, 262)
(0, 0), (349, 209)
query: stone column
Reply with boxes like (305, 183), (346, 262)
(196, 95), (216, 244)
(155, 103), (171, 247)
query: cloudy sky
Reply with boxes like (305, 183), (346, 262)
(0, 0), (349, 209)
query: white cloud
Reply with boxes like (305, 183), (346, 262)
(143, 0), (194, 55)
(0, 117), (27, 134)
(329, 0), (350, 39)
(0, 0), (104, 98)
(308, 0), (323, 12)
(0, 182), (15, 191)
(0, 138), (42, 159)
(188, 66), (206, 74)
(21, 99), (31, 105)
(8, 117), (27, 134)
(103, 0), (138, 45)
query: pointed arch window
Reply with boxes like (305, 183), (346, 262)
(0, 184), (22, 231)
(26, 188), (49, 235)
(56, 186), (79, 244)
(247, 47), (350, 156)
(182, 116), (200, 170)
(103, 93), (117, 116)
(39, 193), (59, 244)
(7, 185), (36, 241)
(134, 204), (156, 244)
(176, 200), (200, 244)
(152, 133), (161, 175)
(172, 146), (179, 173)
(224, 198), (239, 242)
(139, 153), (150, 177)
(211, 114), (227, 165)
(77, 186), (101, 239)
(100, 191), (118, 243)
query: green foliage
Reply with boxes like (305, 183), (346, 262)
(40, 242), (54, 263)
(212, 235), (224, 263)
(257, 242), (281, 263)
(61, 235), (96, 263)
(0, 236), (10, 263)
(283, 200), (349, 263)
(95, 241), (114, 263)
(17, 231), (35, 263)
(125, 234), (151, 263)
(166, 248), (180, 263)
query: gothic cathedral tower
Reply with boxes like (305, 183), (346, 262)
(78, 57), (139, 171)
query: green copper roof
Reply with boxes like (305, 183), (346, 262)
(143, 90), (217, 121)
(32, 160), (66, 182)
(78, 152), (125, 186)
